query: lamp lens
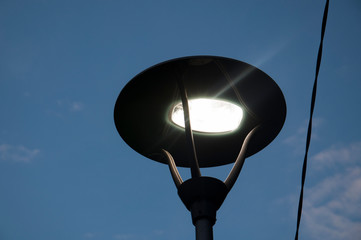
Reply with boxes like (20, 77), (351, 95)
(170, 98), (243, 133)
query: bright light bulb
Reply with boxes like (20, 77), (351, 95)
(170, 98), (243, 133)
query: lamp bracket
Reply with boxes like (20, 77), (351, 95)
(178, 177), (229, 226)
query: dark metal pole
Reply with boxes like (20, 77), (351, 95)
(168, 126), (260, 240)
(195, 218), (214, 240)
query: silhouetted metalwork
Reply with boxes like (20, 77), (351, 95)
(114, 56), (286, 167)
(114, 56), (286, 240)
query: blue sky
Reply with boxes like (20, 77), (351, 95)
(1, 0), (361, 240)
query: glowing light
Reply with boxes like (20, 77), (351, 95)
(170, 98), (243, 133)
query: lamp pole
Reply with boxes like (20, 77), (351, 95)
(114, 56), (286, 240)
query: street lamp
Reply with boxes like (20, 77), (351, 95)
(114, 56), (286, 240)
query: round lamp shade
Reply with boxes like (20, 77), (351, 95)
(114, 56), (286, 167)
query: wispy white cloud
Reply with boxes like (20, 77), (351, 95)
(113, 234), (134, 240)
(83, 232), (95, 238)
(303, 167), (361, 240)
(70, 101), (84, 112)
(57, 99), (84, 112)
(152, 229), (164, 236)
(112, 230), (163, 240)
(0, 144), (40, 162)
(301, 141), (361, 240)
(283, 118), (324, 153)
(311, 141), (361, 170)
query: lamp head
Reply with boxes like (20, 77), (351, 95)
(114, 56), (286, 167)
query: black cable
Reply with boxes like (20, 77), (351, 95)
(294, 1), (329, 240)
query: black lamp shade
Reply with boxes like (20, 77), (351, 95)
(114, 56), (286, 167)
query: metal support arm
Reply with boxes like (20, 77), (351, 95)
(224, 125), (260, 190)
(162, 149), (183, 188)
(163, 125), (260, 240)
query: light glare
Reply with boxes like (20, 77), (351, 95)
(170, 98), (243, 133)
